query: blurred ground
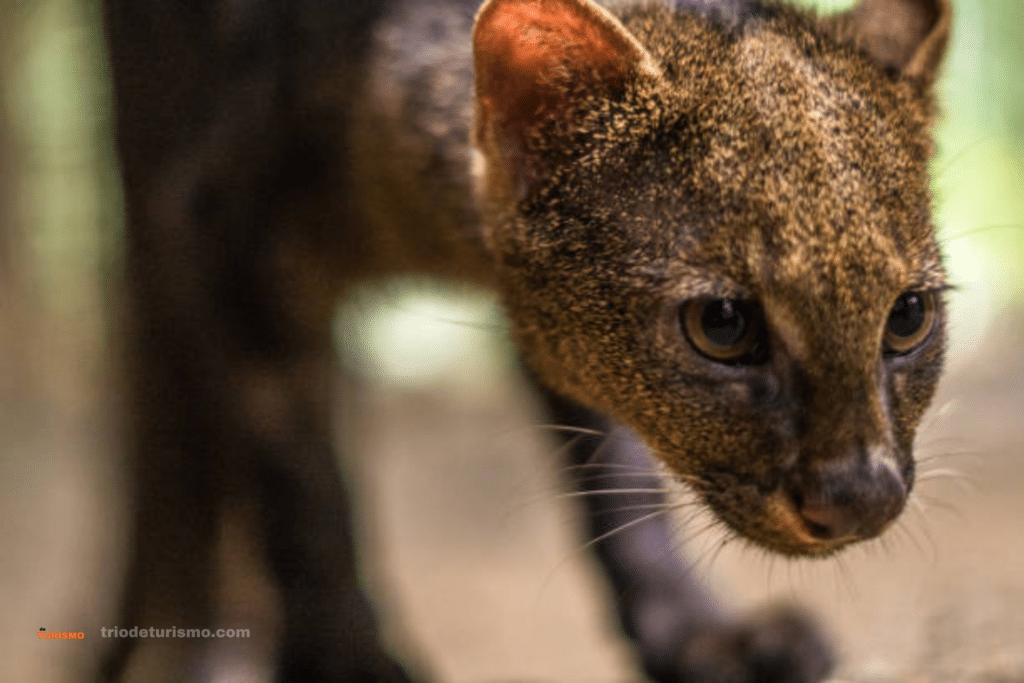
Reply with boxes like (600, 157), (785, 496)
(346, 314), (1024, 683)
(6, 304), (1021, 683)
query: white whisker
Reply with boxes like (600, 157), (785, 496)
(520, 423), (608, 438)
(595, 501), (702, 516)
(551, 487), (677, 500)
(916, 467), (976, 492)
(561, 462), (664, 472)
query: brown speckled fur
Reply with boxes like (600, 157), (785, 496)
(354, 0), (951, 556)
(101, 0), (952, 680)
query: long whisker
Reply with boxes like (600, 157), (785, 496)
(834, 553), (859, 602)
(620, 504), (714, 589)
(905, 498), (939, 559)
(496, 424), (608, 445)
(917, 434), (975, 445)
(933, 134), (992, 181)
(566, 474), (672, 489)
(765, 549), (779, 591)
(566, 473), (707, 490)
(902, 521), (926, 560)
(563, 509), (683, 567)
(559, 462), (667, 474)
(593, 500), (704, 516)
(576, 428), (620, 469)
(684, 515), (728, 550)
(532, 499), (690, 612)
(939, 223), (1024, 245)
(531, 424), (608, 437)
(648, 448), (713, 486)
(914, 494), (965, 521)
(564, 466), (664, 478)
(507, 483), (677, 522)
(499, 448), (657, 520)
(916, 397), (961, 434)
(627, 459), (709, 486)
(687, 522), (734, 581)
(907, 493), (927, 516)
(539, 432), (586, 464)
(915, 467), (976, 489)
(549, 488), (678, 501)
(915, 448), (983, 464)
(705, 536), (733, 574)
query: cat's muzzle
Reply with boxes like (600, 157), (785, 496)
(770, 444), (908, 552)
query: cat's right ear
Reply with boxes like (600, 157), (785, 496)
(472, 0), (660, 202)
(833, 0), (951, 82)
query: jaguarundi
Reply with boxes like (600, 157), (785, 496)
(99, 0), (951, 680)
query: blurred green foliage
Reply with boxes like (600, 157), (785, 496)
(4, 0), (1022, 384)
(5, 0), (118, 317)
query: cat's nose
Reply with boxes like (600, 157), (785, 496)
(792, 448), (907, 542)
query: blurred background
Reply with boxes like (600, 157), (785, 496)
(0, 0), (1021, 682)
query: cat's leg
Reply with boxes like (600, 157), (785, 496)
(100, 333), (412, 683)
(97, 94), (411, 683)
(244, 351), (416, 683)
(100, 260), (281, 683)
(99, 0), (410, 674)
(538, 387), (836, 683)
(97, 338), (221, 683)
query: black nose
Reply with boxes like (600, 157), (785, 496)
(791, 454), (907, 542)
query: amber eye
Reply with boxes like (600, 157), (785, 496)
(682, 298), (766, 363)
(884, 291), (937, 354)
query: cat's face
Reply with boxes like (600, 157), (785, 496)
(474, 0), (950, 556)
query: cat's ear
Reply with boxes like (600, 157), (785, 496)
(472, 0), (660, 200)
(833, 0), (951, 81)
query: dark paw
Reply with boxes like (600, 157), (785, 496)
(669, 605), (835, 683)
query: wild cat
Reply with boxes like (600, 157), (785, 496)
(99, 0), (950, 680)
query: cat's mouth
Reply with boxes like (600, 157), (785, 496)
(697, 468), (907, 558)
(708, 494), (864, 557)
(762, 490), (872, 556)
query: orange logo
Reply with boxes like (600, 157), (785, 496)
(38, 628), (84, 640)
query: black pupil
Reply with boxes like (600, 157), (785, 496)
(702, 299), (747, 347)
(888, 294), (925, 338)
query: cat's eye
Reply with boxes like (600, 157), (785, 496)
(682, 298), (766, 364)
(883, 291), (937, 355)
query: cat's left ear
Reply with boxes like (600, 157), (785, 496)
(833, 0), (951, 82)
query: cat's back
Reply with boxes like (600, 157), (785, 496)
(346, 0), (486, 281)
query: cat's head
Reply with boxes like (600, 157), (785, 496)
(472, 0), (950, 557)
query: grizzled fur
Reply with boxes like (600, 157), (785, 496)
(101, 0), (951, 681)
(356, 0), (948, 556)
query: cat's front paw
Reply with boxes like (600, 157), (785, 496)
(670, 605), (835, 683)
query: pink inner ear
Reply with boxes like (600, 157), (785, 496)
(475, 0), (643, 133)
(485, 3), (631, 77)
